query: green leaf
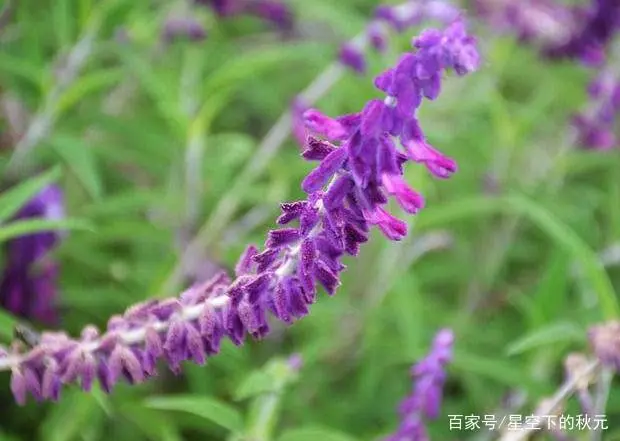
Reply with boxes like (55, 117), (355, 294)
(277, 427), (360, 441)
(453, 351), (541, 391)
(0, 167), (62, 223)
(193, 44), (321, 134)
(0, 308), (18, 343)
(54, 68), (124, 116)
(506, 322), (587, 356)
(506, 195), (619, 320)
(48, 134), (103, 200)
(144, 395), (244, 434)
(114, 47), (185, 135)
(0, 218), (94, 243)
(52, 0), (74, 48)
(80, 189), (162, 217)
(0, 51), (43, 88)
(418, 194), (619, 320)
(40, 389), (104, 441)
(234, 370), (273, 401)
(120, 403), (183, 441)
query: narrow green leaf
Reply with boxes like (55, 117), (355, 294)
(114, 47), (185, 135)
(0, 167), (61, 223)
(506, 322), (586, 356)
(0, 218), (94, 243)
(40, 389), (103, 441)
(506, 195), (619, 320)
(80, 189), (162, 217)
(202, 44), (319, 98)
(54, 68), (124, 116)
(48, 134), (103, 200)
(0, 308), (18, 343)
(277, 427), (360, 441)
(0, 52), (43, 88)
(144, 395), (244, 433)
(453, 351), (541, 391)
(234, 370), (273, 401)
(418, 194), (619, 319)
(529, 250), (570, 327)
(120, 403), (183, 441)
(52, 0), (73, 49)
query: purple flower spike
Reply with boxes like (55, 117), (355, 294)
(0, 18), (478, 405)
(0, 184), (65, 324)
(384, 329), (454, 441)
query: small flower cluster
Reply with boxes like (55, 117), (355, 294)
(384, 329), (454, 441)
(572, 67), (620, 150)
(195, 0), (293, 30)
(339, 0), (461, 74)
(0, 18), (479, 405)
(292, 0), (461, 147)
(0, 185), (65, 325)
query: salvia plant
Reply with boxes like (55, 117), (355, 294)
(1, 0), (620, 441)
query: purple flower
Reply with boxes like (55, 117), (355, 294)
(291, 97), (309, 148)
(572, 68), (619, 150)
(339, 43), (367, 74)
(196, 0), (293, 30)
(195, 0), (243, 16)
(384, 329), (454, 441)
(0, 19), (478, 404)
(475, 0), (620, 65)
(0, 184), (65, 325)
(589, 321), (620, 369)
(474, 0), (575, 48)
(248, 0), (293, 30)
(544, 0), (620, 66)
(162, 17), (208, 42)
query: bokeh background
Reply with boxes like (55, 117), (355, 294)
(1, 0), (619, 440)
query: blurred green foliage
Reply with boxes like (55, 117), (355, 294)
(0, 0), (619, 440)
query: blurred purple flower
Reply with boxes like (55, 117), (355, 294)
(384, 329), (454, 441)
(194, 0), (243, 16)
(544, 0), (620, 66)
(572, 68), (619, 150)
(475, 0), (620, 65)
(589, 321), (620, 369)
(162, 17), (208, 42)
(0, 184), (65, 325)
(196, 0), (293, 30)
(474, 0), (575, 48)
(248, 0), (293, 30)
(0, 18), (479, 405)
